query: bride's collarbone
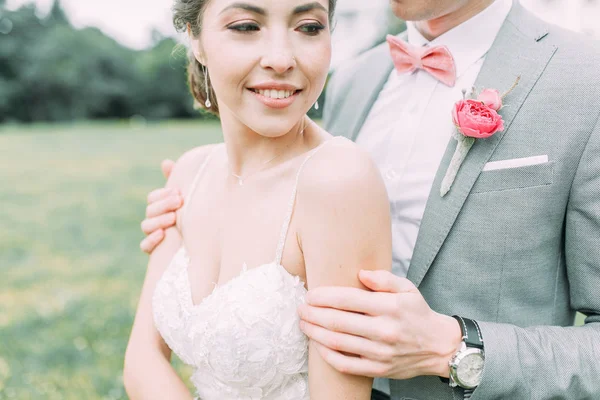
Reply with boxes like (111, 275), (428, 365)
(183, 218), (306, 294)
(179, 156), (308, 298)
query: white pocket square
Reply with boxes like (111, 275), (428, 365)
(482, 155), (549, 172)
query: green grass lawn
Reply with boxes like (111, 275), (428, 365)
(0, 120), (587, 399)
(0, 120), (222, 399)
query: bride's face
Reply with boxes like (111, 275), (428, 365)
(193, 0), (332, 138)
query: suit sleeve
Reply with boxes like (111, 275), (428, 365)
(470, 114), (600, 399)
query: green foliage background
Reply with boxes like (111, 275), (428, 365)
(0, 121), (223, 399)
(0, 1), (204, 123)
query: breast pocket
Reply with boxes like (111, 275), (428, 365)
(470, 161), (554, 194)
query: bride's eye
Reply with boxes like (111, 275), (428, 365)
(297, 23), (325, 36)
(228, 23), (260, 32)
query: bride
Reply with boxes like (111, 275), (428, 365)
(124, 0), (392, 398)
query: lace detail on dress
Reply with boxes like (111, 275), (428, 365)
(153, 247), (309, 399)
(152, 138), (339, 399)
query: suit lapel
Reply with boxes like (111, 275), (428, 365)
(342, 43), (396, 141)
(407, 2), (557, 286)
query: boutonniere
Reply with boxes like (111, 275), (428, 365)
(440, 77), (521, 197)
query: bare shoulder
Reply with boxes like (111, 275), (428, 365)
(297, 137), (392, 288)
(298, 137), (387, 206)
(166, 143), (220, 191)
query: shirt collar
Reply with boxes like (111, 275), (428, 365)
(406, 0), (513, 79)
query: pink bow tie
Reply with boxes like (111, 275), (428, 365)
(386, 34), (457, 87)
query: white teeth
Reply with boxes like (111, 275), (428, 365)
(256, 89), (295, 99)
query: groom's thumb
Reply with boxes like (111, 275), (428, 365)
(359, 270), (417, 294)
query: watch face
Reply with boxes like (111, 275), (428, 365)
(456, 351), (484, 388)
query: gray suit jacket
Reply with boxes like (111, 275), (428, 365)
(323, 2), (600, 399)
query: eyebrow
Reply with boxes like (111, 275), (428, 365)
(220, 2), (328, 16)
(220, 3), (266, 16)
(293, 2), (328, 15)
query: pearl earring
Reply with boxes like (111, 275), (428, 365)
(203, 65), (212, 109)
(314, 100), (319, 111)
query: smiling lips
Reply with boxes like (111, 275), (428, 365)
(249, 86), (302, 109)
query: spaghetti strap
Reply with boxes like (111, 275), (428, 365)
(178, 144), (223, 231)
(274, 137), (341, 265)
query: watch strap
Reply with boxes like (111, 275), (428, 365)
(452, 315), (484, 350)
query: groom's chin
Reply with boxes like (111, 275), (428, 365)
(389, 0), (430, 22)
(388, 0), (458, 22)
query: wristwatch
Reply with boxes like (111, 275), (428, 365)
(448, 315), (485, 391)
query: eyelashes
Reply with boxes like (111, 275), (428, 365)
(227, 23), (260, 32)
(227, 22), (326, 36)
(298, 23), (326, 36)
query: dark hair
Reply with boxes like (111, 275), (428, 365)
(173, 0), (337, 116)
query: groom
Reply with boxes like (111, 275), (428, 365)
(140, 0), (600, 398)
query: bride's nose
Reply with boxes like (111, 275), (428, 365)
(260, 35), (296, 74)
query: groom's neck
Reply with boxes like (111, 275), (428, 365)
(414, 0), (495, 41)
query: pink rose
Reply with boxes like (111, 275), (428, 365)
(477, 88), (503, 111)
(452, 99), (505, 139)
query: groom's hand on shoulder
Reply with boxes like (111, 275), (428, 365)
(140, 159), (182, 254)
(298, 270), (462, 380)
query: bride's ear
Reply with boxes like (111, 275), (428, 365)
(187, 23), (207, 64)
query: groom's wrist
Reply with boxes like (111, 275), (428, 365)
(430, 313), (463, 378)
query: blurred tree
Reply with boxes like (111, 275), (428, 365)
(0, 4), (43, 122)
(0, 1), (203, 123)
(48, 0), (67, 24)
(135, 40), (196, 120)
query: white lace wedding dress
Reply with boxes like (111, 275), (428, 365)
(152, 141), (334, 400)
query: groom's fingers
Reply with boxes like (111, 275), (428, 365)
(298, 304), (371, 338)
(140, 230), (165, 254)
(312, 342), (388, 378)
(306, 287), (396, 316)
(300, 320), (389, 362)
(359, 270), (417, 294)
(147, 187), (180, 204)
(141, 212), (177, 235)
(146, 195), (183, 219)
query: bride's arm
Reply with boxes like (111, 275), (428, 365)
(123, 226), (193, 400)
(297, 139), (392, 400)
(124, 145), (216, 400)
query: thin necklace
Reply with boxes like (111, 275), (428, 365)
(230, 119), (309, 186)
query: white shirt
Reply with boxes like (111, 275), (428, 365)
(356, 0), (513, 278)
